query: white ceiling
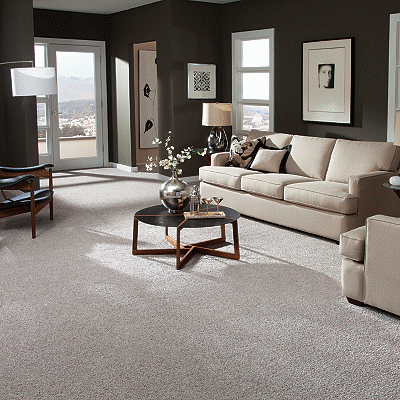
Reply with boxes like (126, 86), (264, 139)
(33, 0), (239, 15)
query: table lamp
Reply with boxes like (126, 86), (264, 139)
(202, 103), (232, 153)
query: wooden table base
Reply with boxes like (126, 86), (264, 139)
(132, 218), (240, 270)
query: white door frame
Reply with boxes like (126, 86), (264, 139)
(388, 13), (400, 142)
(35, 37), (108, 170)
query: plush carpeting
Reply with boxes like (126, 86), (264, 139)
(1, 168), (399, 399)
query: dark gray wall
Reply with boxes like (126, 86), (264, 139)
(222, 0), (400, 142)
(108, 0), (222, 176)
(31, 0), (400, 176)
(34, 9), (109, 41)
(0, 0), (37, 167)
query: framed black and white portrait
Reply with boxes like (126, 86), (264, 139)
(303, 38), (353, 125)
(187, 63), (216, 99)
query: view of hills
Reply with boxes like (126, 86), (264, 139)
(58, 99), (95, 119)
(57, 75), (95, 103)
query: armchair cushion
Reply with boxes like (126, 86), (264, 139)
(339, 226), (366, 262)
(0, 189), (53, 210)
(0, 163), (54, 238)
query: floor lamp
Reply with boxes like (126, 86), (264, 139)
(0, 60), (57, 166)
(0, 60), (57, 97)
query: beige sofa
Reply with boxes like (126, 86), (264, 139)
(340, 215), (400, 316)
(199, 131), (400, 241)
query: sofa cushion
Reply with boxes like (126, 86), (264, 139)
(325, 139), (398, 184)
(339, 226), (366, 262)
(241, 173), (316, 200)
(284, 181), (357, 214)
(199, 166), (261, 190)
(225, 135), (266, 167)
(247, 130), (294, 148)
(245, 144), (292, 173)
(285, 135), (336, 180)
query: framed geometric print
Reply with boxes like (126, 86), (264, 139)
(188, 63), (216, 99)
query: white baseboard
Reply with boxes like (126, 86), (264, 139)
(110, 163), (138, 173)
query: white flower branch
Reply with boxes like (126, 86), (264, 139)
(146, 132), (207, 175)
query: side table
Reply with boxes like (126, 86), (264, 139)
(383, 182), (400, 200)
(192, 148), (211, 165)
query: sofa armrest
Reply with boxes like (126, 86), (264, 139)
(364, 214), (400, 313)
(348, 171), (400, 225)
(211, 152), (230, 166)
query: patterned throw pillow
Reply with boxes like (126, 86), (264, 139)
(225, 135), (266, 167)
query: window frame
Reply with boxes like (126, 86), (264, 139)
(35, 42), (52, 155)
(232, 28), (275, 137)
(388, 13), (400, 141)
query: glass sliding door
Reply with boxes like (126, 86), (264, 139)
(35, 39), (107, 170)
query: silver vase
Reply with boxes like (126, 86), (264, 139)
(160, 170), (190, 213)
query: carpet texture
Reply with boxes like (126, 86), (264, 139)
(1, 168), (400, 399)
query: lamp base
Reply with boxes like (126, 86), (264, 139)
(208, 126), (228, 154)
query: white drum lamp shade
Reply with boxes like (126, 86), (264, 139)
(10, 67), (57, 97)
(202, 103), (232, 127)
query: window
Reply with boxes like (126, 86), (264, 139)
(232, 29), (274, 136)
(388, 13), (400, 141)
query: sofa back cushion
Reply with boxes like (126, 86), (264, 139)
(247, 130), (293, 148)
(285, 135), (336, 180)
(325, 139), (398, 184)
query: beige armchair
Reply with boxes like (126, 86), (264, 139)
(340, 214), (400, 316)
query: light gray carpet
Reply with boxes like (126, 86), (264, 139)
(1, 168), (400, 399)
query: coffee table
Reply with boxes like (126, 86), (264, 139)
(132, 204), (240, 269)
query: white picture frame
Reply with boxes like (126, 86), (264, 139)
(187, 63), (216, 99)
(303, 38), (353, 125)
(139, 50), (158, 148)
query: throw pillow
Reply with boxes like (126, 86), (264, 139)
(246, 143), (292, 173)
(225, 135), (266, 168)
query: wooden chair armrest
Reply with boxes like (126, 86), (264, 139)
(0, 163), (53, 173)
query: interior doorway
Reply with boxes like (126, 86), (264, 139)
(35, 38), (108, 171)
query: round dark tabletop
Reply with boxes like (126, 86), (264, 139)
(134, 204), (240, 228)
(384, 182), (400, 190)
